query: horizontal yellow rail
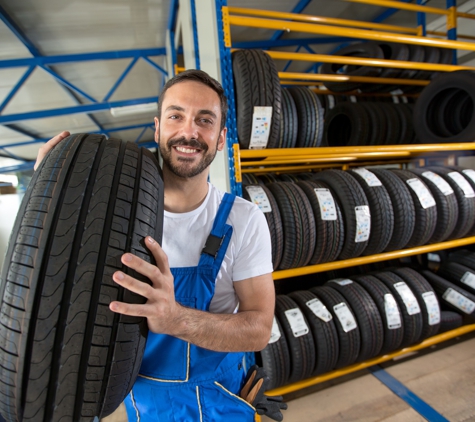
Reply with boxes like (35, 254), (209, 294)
(267, 324), (475, 396)
(266, 50), (475, 72)
(279, 71), (429, 86)
(228, 6), (418, 34)
(228, 15), (475, 51)
(239, 143), (475, 159)
(273, 236), (475, 280)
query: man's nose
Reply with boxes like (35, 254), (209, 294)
(180, 118), (199, 139)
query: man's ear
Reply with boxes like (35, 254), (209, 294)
(154, 117), (160, 145)
(217, 127), (227, 151)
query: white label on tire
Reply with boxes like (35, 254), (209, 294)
(333, 302), (357, 333)
(269, 317), (281, 344)
(461, 271), (475, 289)
(328, 95), (335, 109)
(355, 205), (371, 243)
(421, 171), (454, 196)
(394, 281), (421, 315)
(443, 288), (475, 314)
(249, 106), (272, 149)
(315, 188), (337, 221)
(350, 95), (357, 103)
(448, 172), (475, 198)
(462, 169), (475, 184)
(384, 294), (402, 329)
(406, 178), (436, 209)
(330, 278), (353, 286)
(306, 298), (332, 322)
(353, 168), (382, 187)
(284, 308), (309, 337)
(422, 291), (440, 326)
(245, 186), (272, 213)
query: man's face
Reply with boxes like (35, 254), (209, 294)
(155, 80), (226, 179)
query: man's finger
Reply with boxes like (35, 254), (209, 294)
(145, 236), (172, 276)
(109, 300), (149, 317)
(112, 270), (153, 298)
(34, 130), (71, 171)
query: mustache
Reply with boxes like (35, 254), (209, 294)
(167, 137), (207, 151)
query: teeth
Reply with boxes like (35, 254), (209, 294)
(176, 146), (198, 153)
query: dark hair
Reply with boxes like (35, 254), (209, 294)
(157, 69), (228, 131)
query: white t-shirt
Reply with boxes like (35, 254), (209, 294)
(162, 183), (273, 314)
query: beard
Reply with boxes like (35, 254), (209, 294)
(159, 135), (219, 178)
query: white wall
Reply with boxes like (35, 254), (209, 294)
(0, 193), (22, 273)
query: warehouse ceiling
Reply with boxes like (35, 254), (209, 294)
(1, 0), (475, 172)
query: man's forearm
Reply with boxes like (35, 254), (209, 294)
(169, 305), (271, 352)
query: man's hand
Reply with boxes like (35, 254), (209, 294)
(34, 131), (71, 171)
(110, 236), (181, 334)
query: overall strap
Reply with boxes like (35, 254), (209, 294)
(199, 193), (235, 268)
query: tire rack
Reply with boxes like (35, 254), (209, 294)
(223, 4), (475, 398)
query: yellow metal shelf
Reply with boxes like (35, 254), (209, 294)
(266, 324), (475, 396)
(273, 236), (475, 280)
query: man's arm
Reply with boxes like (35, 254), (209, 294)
(110, 236), (275, 352)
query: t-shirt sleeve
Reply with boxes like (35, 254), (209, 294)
(232, 203), (274, 281)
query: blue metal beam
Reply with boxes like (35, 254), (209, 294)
(103, 57), (139, 102)
(0, 48), (167, 69)
(142, 56), (168, 76)
(0, 97), (158, 124)
(4, 124), (39, 139)
(0, 66), (35, 113)
(269, 0), (313, 42)
(0, 4), (41, 57)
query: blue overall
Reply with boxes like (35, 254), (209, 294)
(124, 193), (256, 421)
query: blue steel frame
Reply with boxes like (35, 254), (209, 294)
(0, 5), (167, 173)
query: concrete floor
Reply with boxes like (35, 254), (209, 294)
(103, 334), (475, 421)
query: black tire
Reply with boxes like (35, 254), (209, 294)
(320, 42), (384, 93)
(349, 168), (394, 255)
(275, 295), (316, 384)
(310, 286), (361, 368)
(439, 310), (464, 333)
(326, 279), (384, 361)
(413, 70), (475, 143)
(288, 290), (339, 376)
(391, 170), (437, 248)
(373, 271), (424, 348)
(232, 49), (282, 149)
(410, 168), (459, 243)
(425, 166), (475, 239)
(295, 180), (345, 264)
(256, 316), (291, 390)
(391, 268), (441, 341)
(287, 87), (325, 148)
(353, 275), (404, 355)
(438, 261), (475, 295)
(421, 270), (475, 319)
(267, 182), (316, 270)
(447, 249), (475, 271)
(359, 102), (388, 146)
(323, 102), (371, 146)
(313, 169), (370, 259)
(370, 169), (415, 251)
(242, 184), (284, 270)
(0, 134), (164, 422)
(280, 88), (299, 149)
(391, 103), (413, 144)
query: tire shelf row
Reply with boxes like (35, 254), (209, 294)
(223, 2), (475, 401)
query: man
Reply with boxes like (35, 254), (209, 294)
(35, 69), (275, 421)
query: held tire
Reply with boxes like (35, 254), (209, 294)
(0, 133), (164, 422)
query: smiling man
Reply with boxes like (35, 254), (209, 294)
(35, 70), (275, 421)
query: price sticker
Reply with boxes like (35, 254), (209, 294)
(333, 302), (357, 333)
(406, 178), (436, 209)
(269, 317), (281, 344)
(443, 288), (475, 314)
(355, 205), (371, 243)
(330, 278), (353, 286)
(448, 172), (475, 198)
(284, 308), (310, 337)
(462, 169), (475, 184)
(461, 271), (475, 290)
(249, 107), (273, 149)
(422, 291), (440, 326)
(384, 294), (402, 329)
(394, 281), (421, 315)
(421, 171), (454, 196)
(315, 188), (337, 221)
(306, 298), (332, 322)
(353, 168), (382, 187)
(245, 186), (272, 213)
